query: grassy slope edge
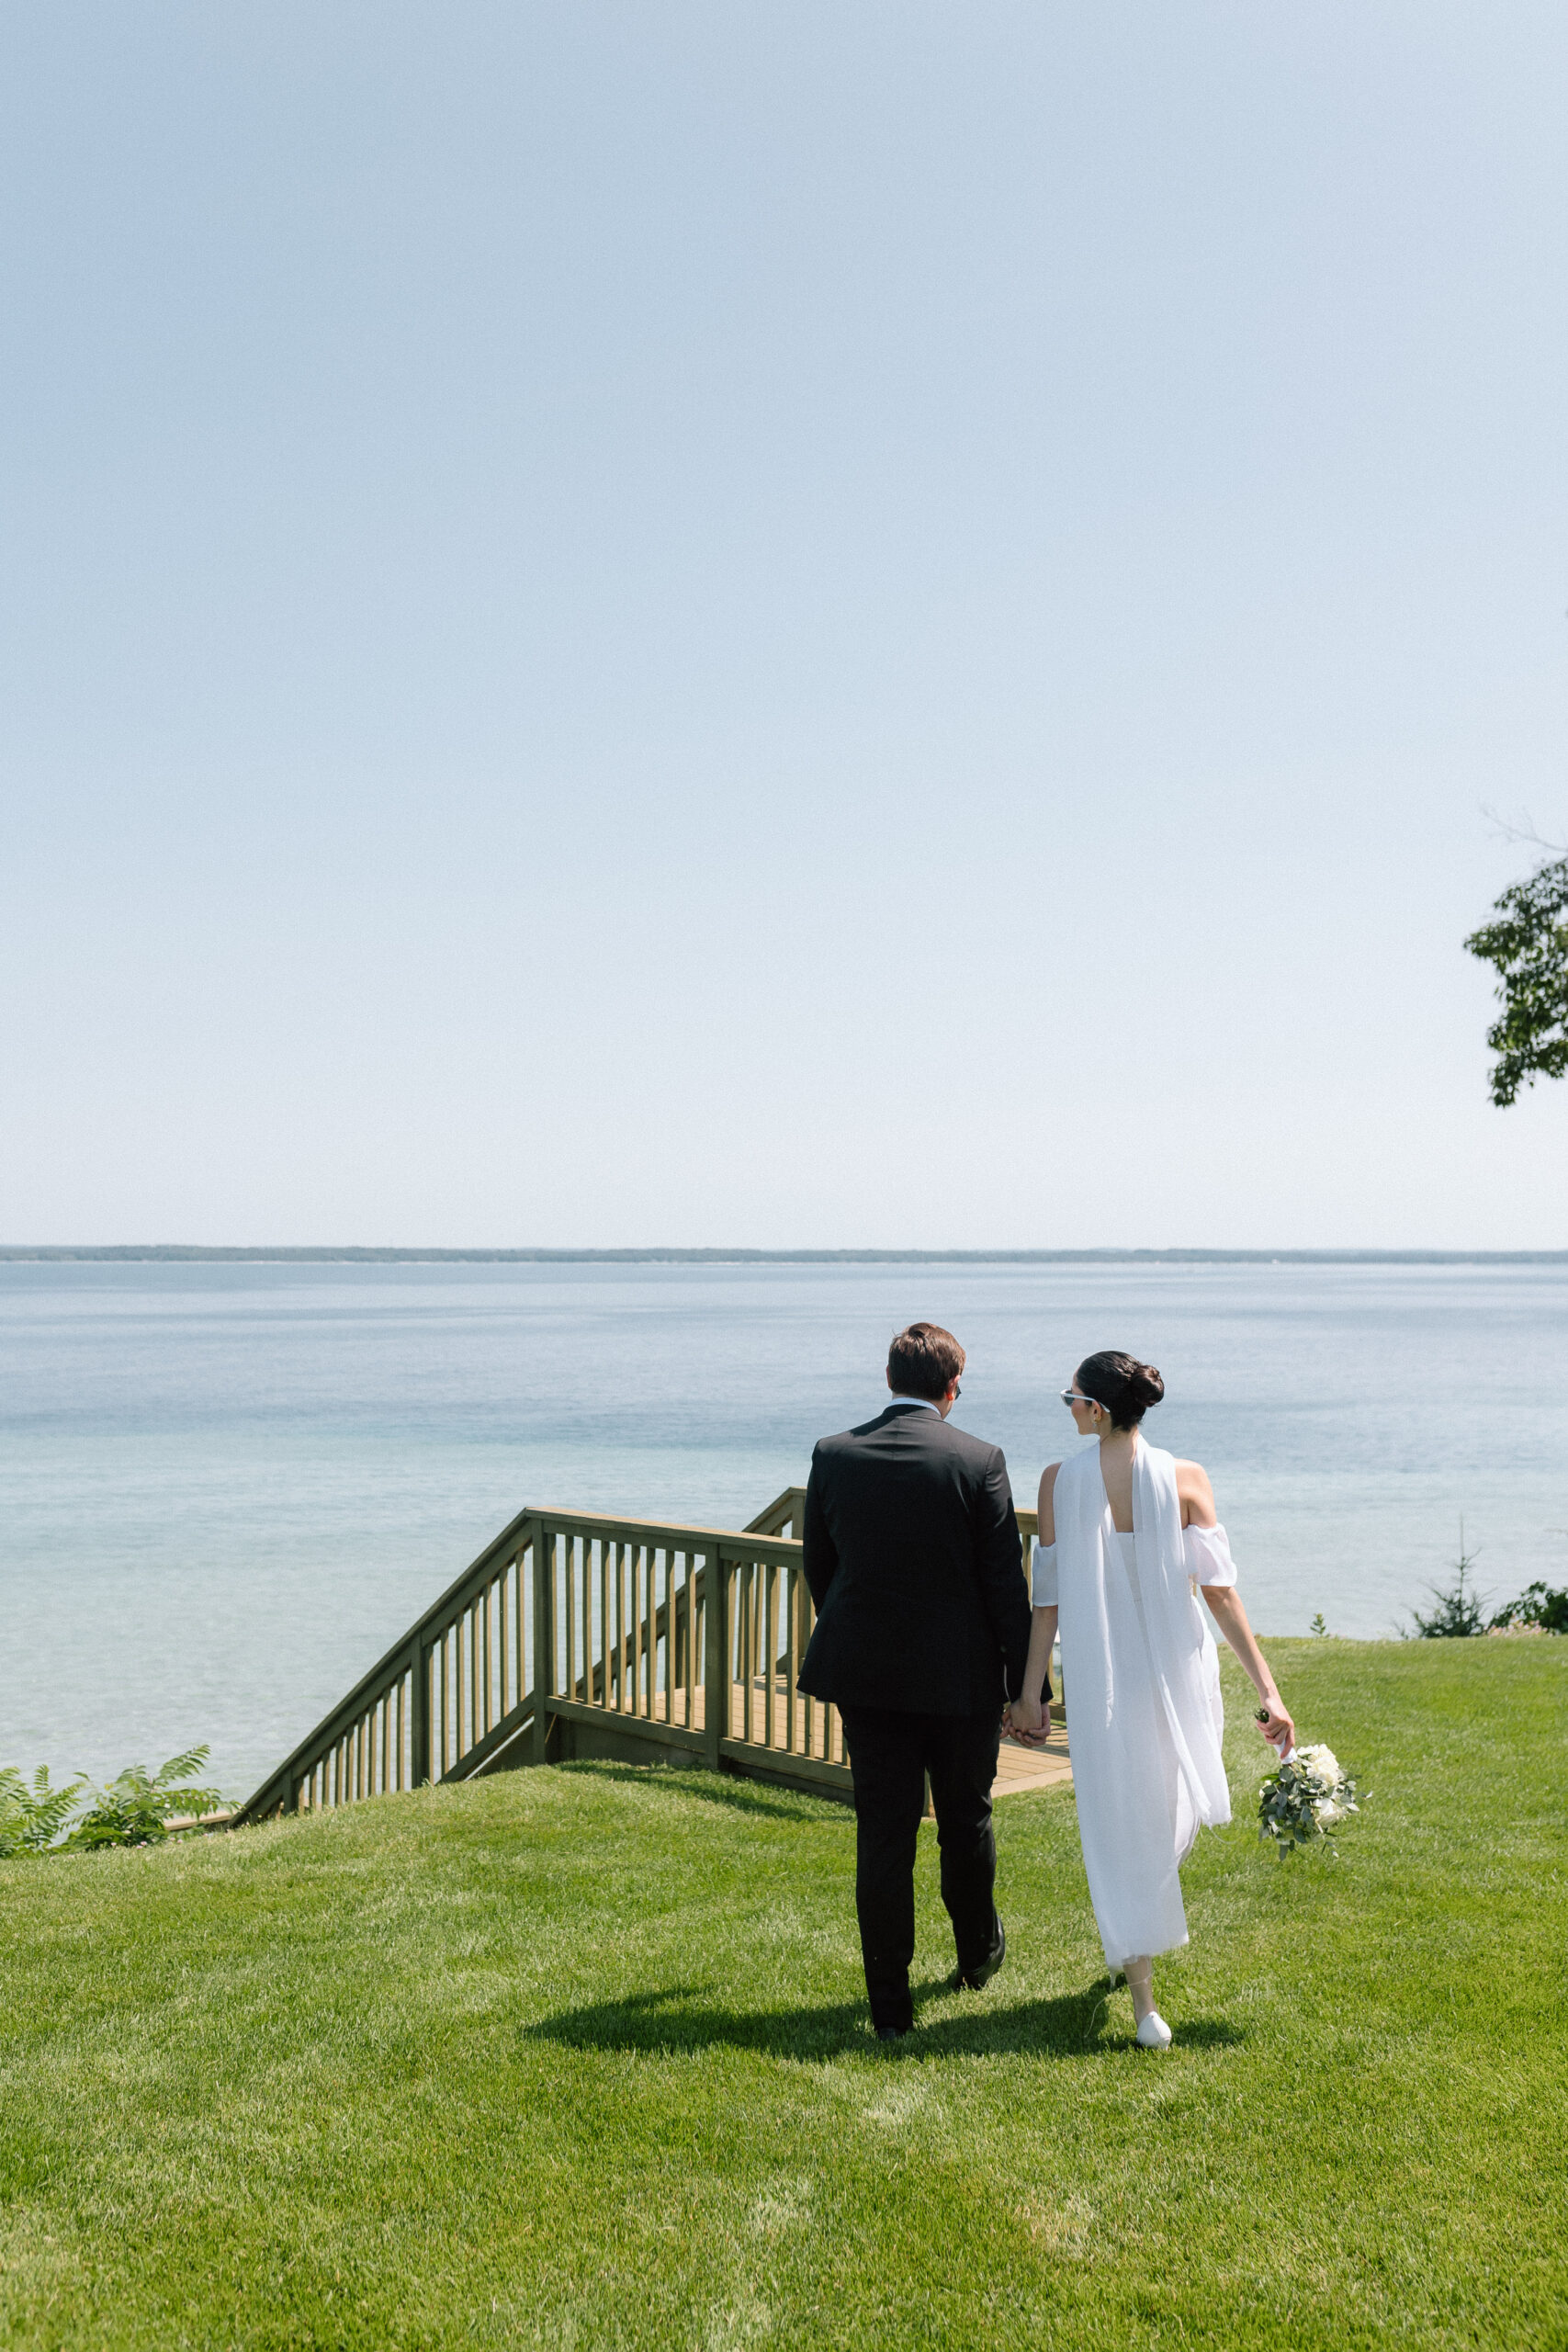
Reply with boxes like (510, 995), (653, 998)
(1, 1640), (1565, 2352)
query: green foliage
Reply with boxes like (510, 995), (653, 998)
(1465, 853), (1568, 1104)
(1491, 1579), (1568, 1635)
(1309, 1611), (1329, 1637)
(1, 1642), (1565, 2350)
(1409, 1529), (1488, 1637)
(61, 1746), (229, 1851)
(0, 1765), (86, 1858)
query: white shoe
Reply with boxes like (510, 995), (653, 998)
(1135, 2010), (1172, 2050)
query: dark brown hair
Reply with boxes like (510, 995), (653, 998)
(888, 1322), (965, 1401)
(1077, 1351), (1165, 1429)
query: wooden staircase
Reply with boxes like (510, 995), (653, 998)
(233, 1488), (1068, 1825)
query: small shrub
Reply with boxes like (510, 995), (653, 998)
(1410, 1528), (1488, 1638)
(1490, 1581), (1568, 1635)
(1309, 1612), (1330, 1637)
(63, 1747), (229, 1851)
(0, 1766), (86, 1859)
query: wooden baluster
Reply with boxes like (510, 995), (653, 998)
(763, 1559), (776, 1749)
(628, 1544), (639, 1714)
(570, 1533), (582, 1721)
(681, 1554), (692, 1728)
(784, 1565), (798, 1756)
(499, 1569), (510, 1723)
(643, 1549), (655, 1719)
(531, 1526), (552, 1765)
(632, 1545), (643, 1717)
(703, 1545), (725, 1772)
(613, 1543), (626, 1712)
(751, 1571), (766, 1740)
(518, 1549), (529, 1714)
(581, 1538), (592, 1702)
(467, 1599), (478, 1758)
(598, 1538), (610, 1708)
(411, 1645), (429, 1789)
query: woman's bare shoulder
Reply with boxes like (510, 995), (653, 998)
(1174, 1456), (1216, 1523)
(1038, 1461), (1063, 1498)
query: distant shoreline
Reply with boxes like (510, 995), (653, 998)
(3, 1246), (1565, 1267)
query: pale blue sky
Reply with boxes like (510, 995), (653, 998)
(3, 2), (1565, 1248)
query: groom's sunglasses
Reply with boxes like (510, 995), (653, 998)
(1060, 1388), (1102, 1408)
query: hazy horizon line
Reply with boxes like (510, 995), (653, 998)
(4, 1245), (1566, 1267)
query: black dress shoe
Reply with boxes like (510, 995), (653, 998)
(950, 1917), (1006, 1993)
(874, 2024), (909, 2042)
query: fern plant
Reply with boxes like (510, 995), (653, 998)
(63, 1747), (230, 1851)
(0, 1765), (87, 1858)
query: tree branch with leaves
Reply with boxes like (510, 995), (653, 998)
(1466, 848), (1568, 1106)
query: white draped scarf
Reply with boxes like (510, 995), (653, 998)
(1054, 1437), (1231, 1964)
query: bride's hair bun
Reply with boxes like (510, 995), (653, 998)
(1077, 1351), (1165, 1429)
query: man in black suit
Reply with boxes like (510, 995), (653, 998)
(797, 1322), (1043, 2040)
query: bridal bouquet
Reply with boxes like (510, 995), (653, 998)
(1257, 1731), (1359, 1858)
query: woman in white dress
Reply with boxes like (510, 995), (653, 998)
(1010, 1351), (1293, 2050)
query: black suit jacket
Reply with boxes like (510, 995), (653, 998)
(796, 1400), (1032, 1717)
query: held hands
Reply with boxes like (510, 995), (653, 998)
(1004, 1693), (1051, 1747)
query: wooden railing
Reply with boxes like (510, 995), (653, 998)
(235, 1492), (847, 1824)
(235, 1485), (1041, 1826)
(744, 1485), (809, 1540)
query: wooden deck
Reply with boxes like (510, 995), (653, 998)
(990, 1722), (1073, 1801)
(613, 1678), (1073, 1803)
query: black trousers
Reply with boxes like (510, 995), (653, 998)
(838, 1704), (1001, 2032)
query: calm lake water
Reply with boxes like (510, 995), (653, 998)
(2, 1259), (1564, 1801)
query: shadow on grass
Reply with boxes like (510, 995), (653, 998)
(553, 1760), (848, 1826)
(526, 1978), (1244, 2062)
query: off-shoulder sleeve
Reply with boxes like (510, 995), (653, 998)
(1184, 1522), (1237, 1588)
(1032, 1542), (1059, 1606)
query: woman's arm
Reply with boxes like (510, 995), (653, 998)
(1006, 1608), (1056, 1745)
(1036, 1461), (1059, 1544)
(1007, 1463), (1062, 1741)
(1201, 1585), (1294, 1753)
(1021, 1606), (1057, 1711)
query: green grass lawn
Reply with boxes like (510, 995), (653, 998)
(2, 1639), (1565, 2351)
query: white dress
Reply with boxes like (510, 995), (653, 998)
(1033, 1439), (1237, 1967)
